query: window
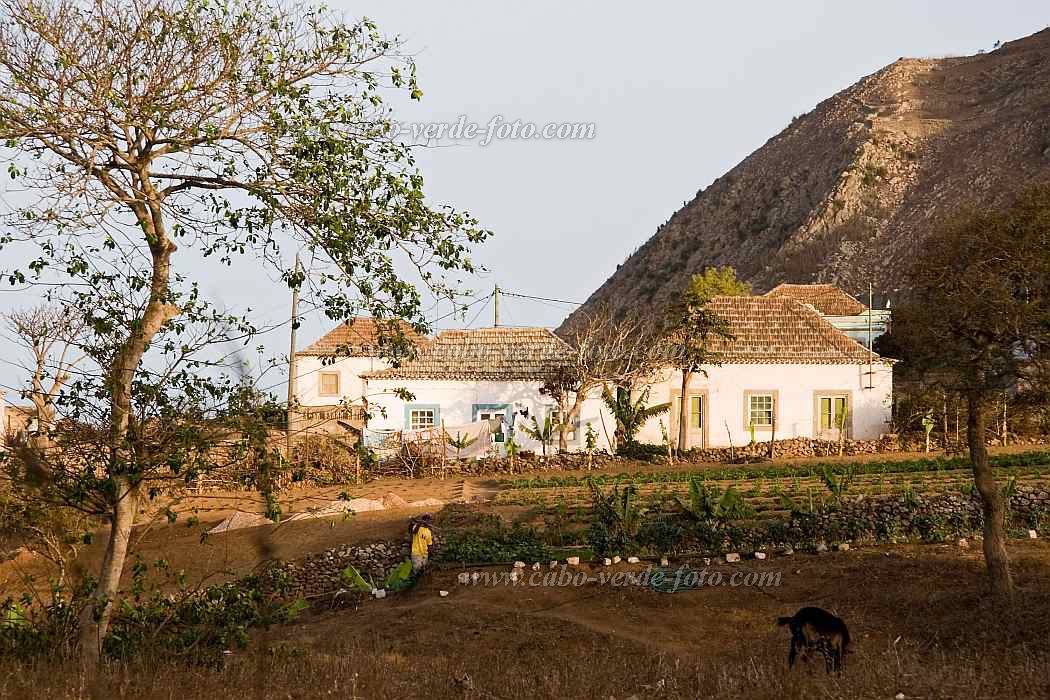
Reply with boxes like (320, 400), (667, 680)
(673, 396), (703, 428)
(409, 408), (437, 431)
(819, 396), (849, 430)
(319, 372), (340, 397)
(748, 394), (774, 427)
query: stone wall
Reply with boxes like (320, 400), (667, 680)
(274, 540), (408, 597)
(776, 484), (1050, 549)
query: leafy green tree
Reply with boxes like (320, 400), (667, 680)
(661, 301), (732, 454)
(886, 184), (1050, 595)
(683, 266), (751, 307)
(0, 0), (487, 660)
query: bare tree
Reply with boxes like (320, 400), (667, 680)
(0, 0), (486, 661)
(546, 307), (664, 452)
(4, 304), (84, 448)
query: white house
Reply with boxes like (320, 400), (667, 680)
(634, 295), (893, 449)
(361, 327), (616, 454)
(292, 318), (429, 437)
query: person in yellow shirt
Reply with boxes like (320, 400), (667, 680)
(410, 513), (434, 574)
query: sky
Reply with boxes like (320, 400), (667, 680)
(1, 1), (1048, 399)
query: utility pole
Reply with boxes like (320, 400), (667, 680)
(493, 284), (500, 327)
(286, 253), (302, 460)
(867, 281), (874, 390)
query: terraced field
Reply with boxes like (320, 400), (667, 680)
(492, 452), (1050, 519)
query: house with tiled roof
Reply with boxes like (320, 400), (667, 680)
(291, 318), (429, 437)
(360, 327), (615, 454)
(764, 283), (891, 349)
(634, 295), (893, 449)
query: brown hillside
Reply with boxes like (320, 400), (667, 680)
(562, 29), (1050, 329)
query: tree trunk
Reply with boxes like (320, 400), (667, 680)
(78, 195), (180, 664)
(967, 393), (1013, 595)
(560, 392), (587, 453)
(677, 370), (691, 454)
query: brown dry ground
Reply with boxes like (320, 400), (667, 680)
(3, 446), (1050, 698)
(2, 541), (1050, 699)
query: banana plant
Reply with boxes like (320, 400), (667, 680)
(521, 414), (558, 456)
(600, 384), (670, 450)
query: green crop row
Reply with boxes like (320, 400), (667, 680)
(501, 450), (1050, 490)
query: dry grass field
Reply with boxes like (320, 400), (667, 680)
(3, 541), (1050, 699)
(3, 448), (1050, 699)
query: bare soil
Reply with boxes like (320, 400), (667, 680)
(3, 540), (1050, 698)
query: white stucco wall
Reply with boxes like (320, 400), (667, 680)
(635, 362), (893, 448)
(294, 355), (391, 406)
(364, 379), (616, 454)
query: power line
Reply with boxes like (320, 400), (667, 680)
(500, 290), (585, 306)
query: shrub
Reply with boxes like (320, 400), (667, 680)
(439, 522), (550, 564)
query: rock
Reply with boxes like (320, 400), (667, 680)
(754, 552), (767, 560)
(627, 556), (641, 564)
(836, 543), (851, 552)
(660, 557), (670, 567)
(207, 511), (275, 534)
(566, 556), (580, 566)
(612, 556), (622, 564)
(407, 497), (445, 508)
(513, 561), (526, 569)
(457, 572), (471, 585)
(957, 538), (969, 549)
(1029, 529), (1039, 539)
(509, 570), (521, 582)
(781, 547), (794, 556)
(531, 562), (541, 571)
(470, 572), (481, 583)
(816, 542), (829, 553)
(895, 693), (906, 700)
(373, 589), (387, 599)
(603, 558), (613, 566)
(549, 561), (559, 569)
(725, 553), (741, 563)
(439, 590), (449, 598)
(702, 557), (712, 566)
(382, 492), (410, 509)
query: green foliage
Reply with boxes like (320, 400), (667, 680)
(820, 465), (856, 500)
(601, 385), (669, 450)
(586, 480), (646, 557)
(447, 431), (478, 459)
(341, 563), (374, 593)
(521, 415), (557, 456)
(439, 522), (550, 564)
(503, 450), (1050, 490)
(383, 560), (413, 591)
(683, 266), (751, 306)
(677, 477), (755, 524)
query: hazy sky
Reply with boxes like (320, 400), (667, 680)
(1, 1), (1048, 398)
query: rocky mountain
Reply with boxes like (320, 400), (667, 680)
(562, 29), (1050, 329)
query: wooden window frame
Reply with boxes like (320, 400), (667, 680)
(812, 391), (853, 438)
(318, 371), (341, 397)
(743, 390), (779, 431)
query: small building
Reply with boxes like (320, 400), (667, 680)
(634, 295), (893, 449)
(361, 327), (615, 454)
(292, 318), (429, 438)
(765, 283), (890, 349)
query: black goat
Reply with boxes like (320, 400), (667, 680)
(776, 606), (851, 673)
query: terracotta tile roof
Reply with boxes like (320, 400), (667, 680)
(764, 283), (867, 316)
(362, 327), (572, 381)
(703, 296), (884, 364)
(298, 318), (428, 357)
